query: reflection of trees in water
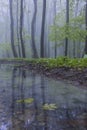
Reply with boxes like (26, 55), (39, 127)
(40, 76), (48, 130)
(56, 106), (87, 130)
(11, 68), (42, 130)
(11, 67), (26, 130)
(11, 67), (16, 128)
(31, 73), (39, 130)
(31, 74), (48, 130)
(39, 76), (87, 130)
(10, 68), (87, 130)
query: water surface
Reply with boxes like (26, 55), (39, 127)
(0, 64), (87, 130)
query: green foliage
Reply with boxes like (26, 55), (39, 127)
(29, 57), (87, 69)
(55, 10), (65, 26)
(1, 57), (87, 69)
(50, 23), (86, 42)
(43, 103), (57, 110)
(70, 16), (85, 26)
(49, 3), (85, 43)
(0, 43), (11, 51)
(23, 34), (31, 41)
(16, 98), (34, 104)
(22, 29), (31, 41)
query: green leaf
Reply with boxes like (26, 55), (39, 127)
(43, 103), (57, 110)
(16, 98), (34, 104)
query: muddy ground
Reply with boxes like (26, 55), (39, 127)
(26, 63), (87, 89)
(0, 60), (87, 89)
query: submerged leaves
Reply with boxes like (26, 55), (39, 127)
(43, 103), (57, 110)
(16, 98), (34, 104)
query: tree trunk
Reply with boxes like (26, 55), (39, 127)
(65, 0), (69, 56)
(20, 0), (26, 58)
(73, 0), (79, 58)
(17, 0), (21, 57)
(31, 0), (38, 58)
(40, 0), (46, 58)
(84, 0), (87, 55)
(53, 0), (57, 58)
(9, 0), (18, 57)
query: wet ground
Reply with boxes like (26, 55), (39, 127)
(0, 64), (87, 130)
(26, 63), (87, 88)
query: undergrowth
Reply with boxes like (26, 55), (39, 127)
(1, 56), (87, 69)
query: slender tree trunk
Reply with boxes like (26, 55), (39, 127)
(20, 0), (26, 58)
(31, 0), (38, 58)
(17, 0), (21, 57)
(65, 0), (69, 56)
(44, 29), (47, 57)
(27, 6), (30, 35)
(53, 0), (57, 58)
(84, 0), (87, 55)
(9, 0), (18, 57)
(40, 0), (46, 58)
(73, 41), (75, 58)
(73, 0), (79, 58)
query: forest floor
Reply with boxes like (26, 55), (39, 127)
(0, 59), (87, 89)
(26, 64), (87, 89)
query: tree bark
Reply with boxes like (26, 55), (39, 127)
(31, 0), (38, 58)
(16, 0), (21, 57)
(65, 0), (69, 56)
(20, 0), (26, 58)
(9, 0), (18, 57)
(53, 0), (57, 58)
(40, 0), (46, 58)
(84, 0), (87, 54)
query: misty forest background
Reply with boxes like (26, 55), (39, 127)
(0, 0), (87, 59)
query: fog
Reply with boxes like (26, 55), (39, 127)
(0, 0), (86, 58)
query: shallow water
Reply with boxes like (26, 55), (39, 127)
(0, 64), (87, 130)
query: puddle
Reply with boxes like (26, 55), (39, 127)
(0, 64), (87, 130)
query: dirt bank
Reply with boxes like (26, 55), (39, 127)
(25, 63), (87, 89)
(0, 60), (87, 89)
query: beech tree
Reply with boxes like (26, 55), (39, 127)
(9, 0), (18, 57)
(65, 0), (69, 56)
(16, 0), (21, 57)
(84, 0), (87, 56)
(40, 0), (46, 58)
(31, 0), (38, 58)
(53, 0), (57, 58)
(20, 0), (26, 58)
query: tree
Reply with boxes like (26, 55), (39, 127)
(31, 0), (38, 58)
(20, 0), (26, 58)
(9, 0), (18, 57)
(84, 0), (87, 55)
(53, 0), (57, 58)
(40, 0), (46, 58)
(65, 0), (69, 56)
(16, 0), (21, 57)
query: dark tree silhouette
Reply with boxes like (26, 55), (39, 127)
(65, 0), (69, 56)
(9, 0), (18, 57)
(53, 0), (57, 58)
(31, 0), (38, 58)
(20, 0), (26, 58)
(84, 0), (87, 55)
(40, 0), (46, 58)
(16, 0), (21, 57)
